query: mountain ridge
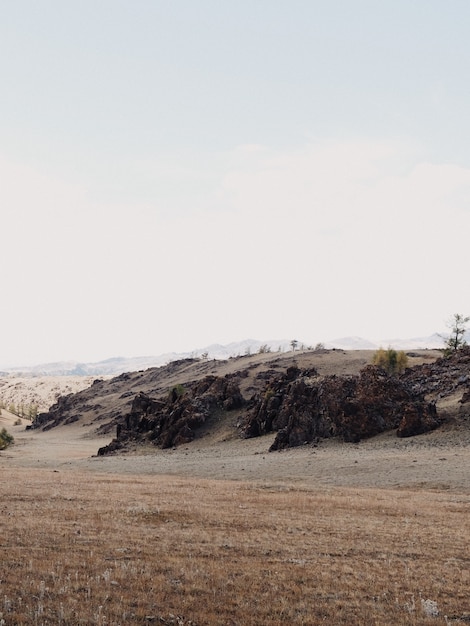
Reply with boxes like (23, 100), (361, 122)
(0, 334), (447, 377)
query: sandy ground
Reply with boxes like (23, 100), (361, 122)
(1, 409), (469, 493)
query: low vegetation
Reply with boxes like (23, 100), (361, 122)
(372, 347), (408, 375)
(0, 427), (14, 450)
(0, 399), (38, 421)
(0, 468), (469, 625)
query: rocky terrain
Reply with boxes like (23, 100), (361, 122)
(241, 364), (440, 449)
(27, 347), (470, 458)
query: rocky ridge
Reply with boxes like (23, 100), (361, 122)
(31, 348), (470, 455)
(240, 364), (440, 450)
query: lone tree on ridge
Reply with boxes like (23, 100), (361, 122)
(442, 313), (469, 356)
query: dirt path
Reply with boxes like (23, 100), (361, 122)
(1, 409), (470, 492)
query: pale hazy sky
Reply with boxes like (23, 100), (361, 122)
(1, 1), (469, 366)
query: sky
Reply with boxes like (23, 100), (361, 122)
(1, 1), (470, 366)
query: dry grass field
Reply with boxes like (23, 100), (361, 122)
(1, 467), (469, 625)
(1, 348), (469, 625)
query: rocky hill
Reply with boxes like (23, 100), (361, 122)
(29, 347), (470, 456)
(32, 350), (346, 435)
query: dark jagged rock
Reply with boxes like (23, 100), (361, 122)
(97, 374), (245, 455)
(396, 401), (439, 438)
(34, 394), (77, 431)
(240, 365), (441, 450)
(400, 346), (470, 399)
(31, 358), (219, 435)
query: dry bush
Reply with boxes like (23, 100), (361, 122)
(372, 347), (408, 375)
(0, 469), (469, 625)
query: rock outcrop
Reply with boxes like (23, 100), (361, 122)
(400, 346), (470, 398)
(31, 348), (470, 455)
(33, 379), (107, 431)
(240, 365), (440, 450)
(98, 374), (244, 454)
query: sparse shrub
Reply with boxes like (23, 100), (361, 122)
(0, 428), (14, 450)
(258, 344), (271, 354)
(372, 347), (408, 375)
(28, 404), (38, 421)
(4, 402), (37, 420)
(169, 384), (186, 400)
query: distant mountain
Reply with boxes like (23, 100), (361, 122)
(2, 356), (176, 377)
(1, 334), (448, 378)
(325, 336), (379, 350)
(377, 333), (444, 351)
(325, 333), (445, 351)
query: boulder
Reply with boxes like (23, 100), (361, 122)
(397, 401), (439, 438)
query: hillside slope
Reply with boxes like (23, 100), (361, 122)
(31, 349), (455, 451)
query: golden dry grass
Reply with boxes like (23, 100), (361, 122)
(1, 469), (469, 625)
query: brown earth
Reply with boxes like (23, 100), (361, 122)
(1, 348), (469, 492)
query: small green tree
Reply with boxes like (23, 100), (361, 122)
(169, 384), (186, 402)
(0, 428), (14, 450)
(442, 313), (469, 356)
(372, 347), (408, 375)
